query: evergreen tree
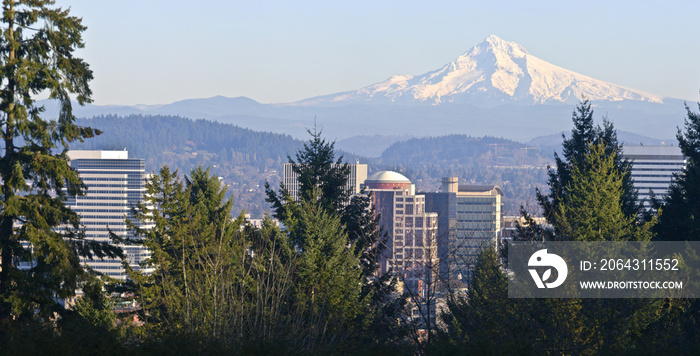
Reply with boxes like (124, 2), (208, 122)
(292, 192), (363, 344)
(555, 142), (652, 241)
(646, 103), (700, 353)
(265, 127), (388, 284)
(502, 102), (658, 354)
(653, 103), (700, 241)
(0, 0), (117, 327)
(125, 166), (244, 338)
(266, 127), (350, 220)
(433, 246), (542, 354)
(537, 99), (640, 233)
(265, 128), (398, 351)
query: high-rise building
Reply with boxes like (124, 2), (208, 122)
(363, 171), (438, 297)
(623, 145), (685, 208)
(283, 162), (367, 202)
(66, 150), (152, 280)
(424, 177), (503, 284)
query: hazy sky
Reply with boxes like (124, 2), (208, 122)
(61, 1), (700, 106)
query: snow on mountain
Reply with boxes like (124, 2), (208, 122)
(295, 35), (664, 106)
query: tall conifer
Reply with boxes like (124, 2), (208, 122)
(0, 1), (112, 326)
(536, 99), (640, 236)
(653, 103), (700, 241)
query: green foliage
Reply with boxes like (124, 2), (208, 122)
(537, 99), (640, 228)
(645, 103), (700, 353)
(292, 194), (364, 341)
(460, 102), (665, 355)
(125, 166), (244, 338)
(265, 128), (401, 351)
(435, 246), (540, 354)
(555, 142), (653, 242)
(0, 0), (122, 327)
(654, 103), (700, 241)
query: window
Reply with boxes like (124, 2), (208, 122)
(405, 232), (413, 246)
(415, 231), (424, 246)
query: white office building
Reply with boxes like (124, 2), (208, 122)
(282, 162), (367, 201)
(66, 150), (152, 280)
(623, 145), (685, 208)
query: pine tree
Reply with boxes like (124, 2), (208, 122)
(292, 193), (363, 340)
(265, 127), (387, 284)
(555, 142), (652, 241)
(265, 126), (350, 220)
(0, 1), (113, 326)
(536, 100), (640, 233)
(264, 128), (396, 350)
(434, 246), (542, 354)
(653, 103), (700, 241)
(125, 166), (244, 338)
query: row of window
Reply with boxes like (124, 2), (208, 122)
(79, 215), (125, 220)
(393, 248), (426, 260)
(630, 162), (685, 166)
(72, 202), (132, 207)
(631, 174), (676, 178)
(631, 168), (683, 172)
(83, 227), (129, 232)
(72, 196), (127, 201)
(456, 201), (496, 206)
(73, 208), (128, 213)
(74, 161), (144, 170)
(80, 177), (127, 182)
(632, 180), (674, 184)
(84, 190), (129, 194)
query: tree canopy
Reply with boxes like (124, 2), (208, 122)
(537, 99), (640, 233)
(653, 103), (700, 241)
(0, 0), (113, 327)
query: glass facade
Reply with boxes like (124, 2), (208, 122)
(424, 181), (503, 286)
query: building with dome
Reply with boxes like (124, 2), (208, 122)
(364, 171), (439, 298)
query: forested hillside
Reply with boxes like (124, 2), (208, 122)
(71, 116), (553, 216)
(379, 135), (552, 214)
(73, 115), (305, 216)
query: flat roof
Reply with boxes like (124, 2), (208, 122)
(67, 150), (129, 160)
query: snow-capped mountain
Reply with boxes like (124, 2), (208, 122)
(296, 35), (664, 106)
(52, 35), (684, 142)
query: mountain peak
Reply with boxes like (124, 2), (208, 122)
(470, 35), (528, 59)
(295, 36), (664, 106)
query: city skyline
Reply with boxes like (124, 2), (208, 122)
(61, 1), (700, 106)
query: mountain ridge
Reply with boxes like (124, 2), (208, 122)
(37, 36), (686, 141)
(293, 35), (665, 106)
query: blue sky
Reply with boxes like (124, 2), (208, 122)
(62, 0), (700, 105)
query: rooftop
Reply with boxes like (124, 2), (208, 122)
(67, 150), (129, 160)
(458, 184), (504, 196)
(365, 170), (411, 183)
